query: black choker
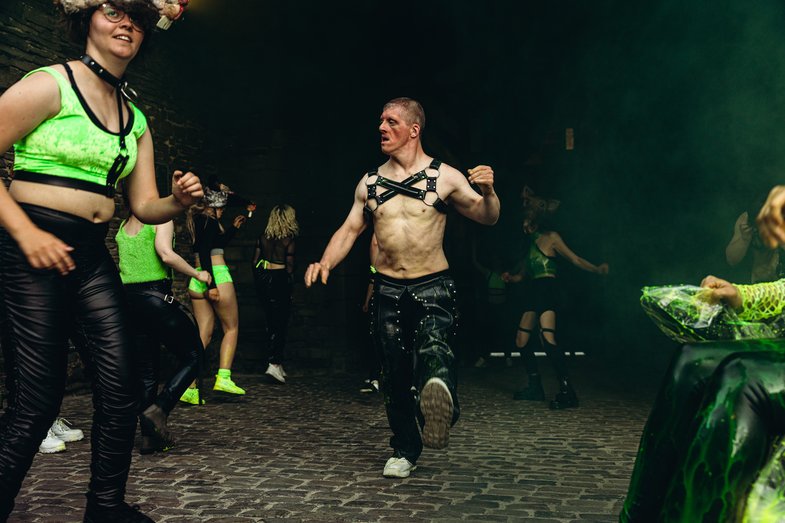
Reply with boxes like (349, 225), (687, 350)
(80, 55), (137, 101)
(79, 54), (132, 192)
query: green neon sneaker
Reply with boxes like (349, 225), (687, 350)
(179, 387), (205, 405)
(213, 375), (246, 395)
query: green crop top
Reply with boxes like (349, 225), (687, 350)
(526, 233), (558, 279)
(116, 222), (170, 284)
(13, 66), (147, 196)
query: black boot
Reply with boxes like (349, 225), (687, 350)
(139, 435), (174, 455)
(84, 502), (155, 522)
(139, 404), (175, 452)
(549, 379), (579, 409)
(513, 373), (545, 401)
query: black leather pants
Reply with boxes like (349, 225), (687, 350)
(125, 280), (202, 421)
(254, 269), (292, 364)
(0, 204), (137, 519)
(370, 270), (461, 464)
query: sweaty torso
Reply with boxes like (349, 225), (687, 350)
(365, 161), (450, 279)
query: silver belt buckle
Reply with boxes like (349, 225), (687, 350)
(164, 294), (174, 304)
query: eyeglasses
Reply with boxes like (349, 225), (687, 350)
(100, 3), (144, 32)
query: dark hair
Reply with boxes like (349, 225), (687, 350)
(61, 2), (158, 55)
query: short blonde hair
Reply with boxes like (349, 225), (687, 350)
(383, 97), (425, 130)
(265, 204), (300, 240)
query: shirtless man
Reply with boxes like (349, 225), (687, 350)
(305, 97), (499, 478)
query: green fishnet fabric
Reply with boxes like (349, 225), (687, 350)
(640, 285), (785, 343)
(737, 279), (785, 322)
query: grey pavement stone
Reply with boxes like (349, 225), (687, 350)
(5, 362), (654, 522)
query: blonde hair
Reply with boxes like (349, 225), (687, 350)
(186, 202), (222, 242)
(265, 204), (299, 240)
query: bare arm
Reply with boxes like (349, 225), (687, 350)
(445, 164), (500, 225)
(0, 71), (75, 274)
(125, 130), (203, 224)
(552, 232), (609, 274)
(153, 220), (209, 284)
(304, 178), (368, 287)
(726, 212), (752, 266)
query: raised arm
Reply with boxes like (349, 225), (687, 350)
(125, 130), (203, 224)
(445, 164), (500, 225)
(153, 220), (210, 285)
(726, 212), (753, 266)
(304, 177), (368, 287)
(552, 232), (609, 275)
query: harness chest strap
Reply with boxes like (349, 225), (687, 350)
(365, 159), (446, 213)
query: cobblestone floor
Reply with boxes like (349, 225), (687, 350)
(7, 361), (657, 523)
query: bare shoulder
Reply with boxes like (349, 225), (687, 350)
(353, 171), (371, 199)
(437, 161), (464, 180)
(356, 171), (371, 189)
(543, 230), (563, 243)
(435, 162), (467, 190)
(0, 66), (62, 126)
(7, 66), (61, 97)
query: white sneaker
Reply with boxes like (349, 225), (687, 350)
(420, 377), (453, 450)
(383, 457), (416, 478)
(265, 363), (286, 384)
(51, 417), (84, 443)
(39, 429), (66, 454)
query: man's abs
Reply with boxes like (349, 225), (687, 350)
(372, 210), (448, 278)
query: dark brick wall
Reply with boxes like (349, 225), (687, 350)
(0, 0), (360, 374)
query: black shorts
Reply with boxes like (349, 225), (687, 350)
(519, 277), (559, 314)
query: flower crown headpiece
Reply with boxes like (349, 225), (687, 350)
(55, 0), (189, 30)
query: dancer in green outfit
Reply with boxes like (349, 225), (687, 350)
(504, 214), (608, 408)
(116, 211), (208, 452)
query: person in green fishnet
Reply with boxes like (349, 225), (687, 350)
(621, 184), (785, 522)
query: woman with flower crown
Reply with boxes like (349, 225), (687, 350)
(0, 1), (197, 521)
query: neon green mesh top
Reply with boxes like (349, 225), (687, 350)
(737, 279), (785, 322)
(13, 67), (147, 188)
(116, 222), (170, 284)
(525, 232), (558, 279)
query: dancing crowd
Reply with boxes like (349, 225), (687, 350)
(4, 2), (785, 522)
